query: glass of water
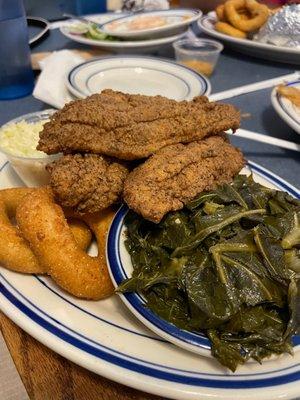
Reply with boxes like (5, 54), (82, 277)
(0, 0), (34, 100)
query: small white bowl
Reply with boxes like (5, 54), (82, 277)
(0, 110), (60, 187)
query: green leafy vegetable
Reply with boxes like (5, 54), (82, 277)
(173, 207), (266, 257)
(285, 249), (300, 273)
(118, 174), (300, 371)
(85, 24), (118, 41)
(281, 212), (300, 249)
(253, 225), (290, 284)
(215, 182), (248, 209)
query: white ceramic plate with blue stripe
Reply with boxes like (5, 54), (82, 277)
(67, 56), (211, 101)
(1, 153), (300, 400)
(271, 80), (300, 135)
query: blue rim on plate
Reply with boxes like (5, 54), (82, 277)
(3, 268), (300, 391)
(1, 158), (300, 396)
(67, 55), (211, 100)
(276, 80), (300, 128)
(107, 160), (300, 354)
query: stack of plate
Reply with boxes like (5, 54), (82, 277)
(66, 55), (211, 101)
(60, 9), (202, 54)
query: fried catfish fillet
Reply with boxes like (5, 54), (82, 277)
(38, 90), (240, 160)
(47, 154), (129, 214)
(123, 135), (245, 223)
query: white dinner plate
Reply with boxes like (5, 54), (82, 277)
(67, 56), (211, 100)
(199, 14), (300, 65)
(100, 9), (202, 39)
(271, 80), (300, 135)
(1, 156), (300, 400)
(60, 13), (188, 54)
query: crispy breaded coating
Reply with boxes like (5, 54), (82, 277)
(47, 154), (129, 214)
(123, 135), (245, 223)
(37, 90), (240, 160)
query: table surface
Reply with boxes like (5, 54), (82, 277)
(0, 23), (300, 400)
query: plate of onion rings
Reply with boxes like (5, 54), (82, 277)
(199, 13), (300, 65)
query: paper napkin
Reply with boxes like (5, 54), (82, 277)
(33, 50), (84, 109)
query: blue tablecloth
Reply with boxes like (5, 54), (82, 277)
(0, 27), (299, 189)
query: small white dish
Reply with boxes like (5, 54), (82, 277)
(0, 110), (59, 187)
(100, 9), (202, 39)
(199, 14), (300, 65)
(67, 56), (211, 101)
(271, 81), (300, 135)
(60, 13), (188, 54)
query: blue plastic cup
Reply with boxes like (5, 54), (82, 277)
(0, 0), (34, 100)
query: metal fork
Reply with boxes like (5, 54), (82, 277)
(63, 2), (146, 31)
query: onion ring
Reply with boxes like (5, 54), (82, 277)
(216, 2), (252, 22)
(237, 9), (252, 20)
(216, 4), (226, 21)
(215, 21), (247, 38)
(0, 188), (91, 274)
(224, 0), (269, 32)
(66, 218), (92, 251)
(16, 188), (114, 300)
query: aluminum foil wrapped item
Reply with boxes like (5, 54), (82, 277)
(255, 4), (300, 48)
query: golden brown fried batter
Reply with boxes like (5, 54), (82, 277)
(47, 154), (129, 214)
(277, 85), (300, 108)
(123, 135), (245, 223)
(38, 90), (240, 160)
(0, 187), (92, 274)
(16, 188), (114, 300)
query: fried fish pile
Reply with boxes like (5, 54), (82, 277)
(39, 90), (244, 223)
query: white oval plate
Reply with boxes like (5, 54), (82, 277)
(100, 9), (202, 40)
(271, 80), (300, 135)
(67, 56), (211, 100)
(199, 14), (300, 65)
(1, 155), (300, 400)
(60, 13), (188, 54)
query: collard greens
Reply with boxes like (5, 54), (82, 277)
(118, 175), (300, 371)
